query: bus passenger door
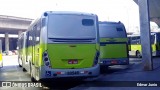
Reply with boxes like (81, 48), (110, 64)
(34, 23), (41, 67)
(32, 25), (36, 66)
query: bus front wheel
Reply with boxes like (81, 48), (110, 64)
(136, 51), (142, 58)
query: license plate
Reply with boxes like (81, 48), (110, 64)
(67, 71), (79, 75)
(68, 60), (78, 64)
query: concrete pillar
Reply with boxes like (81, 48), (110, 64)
(138, 0), (153, 70)
(5, 32), (9, 54)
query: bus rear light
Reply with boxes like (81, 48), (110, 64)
(56, 72), (65, 75)
(43, 51), (51, 68)
(45, 62), (50, 66)
(56, 72), (61, 74)
(111, 60), (118, 64)
(44, 53), (47, 57)
(44, 57), (48, 61)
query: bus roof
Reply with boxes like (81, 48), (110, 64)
(99, 21), (123, 25)
(41, 11), (97, 17)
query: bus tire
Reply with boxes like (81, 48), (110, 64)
(31, 76), (37, 82)
(136, 51), (141, 58)
(22, 61), (26, 72)
(100, 65), (108, 73)
(22, 68), (27, 72)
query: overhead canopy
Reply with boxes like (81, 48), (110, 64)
(0, 15), (33, 34)
(134, 0), (160, 27)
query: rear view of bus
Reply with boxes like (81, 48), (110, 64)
(99, 21), (129, 67)
(39, 11), (100, 80)
(128, 32), (160, 57)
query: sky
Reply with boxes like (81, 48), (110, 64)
(0, 0), (151, 32)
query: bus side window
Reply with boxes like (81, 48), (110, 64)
(26, 32), (29, 47)
(34, 21), (41, 45)
(28, 30), (34, 47)
(137, 36), (141, 44)
(33, 25), (37, 45)
(128, 37), (131, 44)
(130, 36), (140, 45)
(131, 37), (137, 45)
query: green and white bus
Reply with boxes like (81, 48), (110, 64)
(18, 11), (100, 81)
(0, 40), (2, 68)
(128, 32), (160, 58)
(99, 21), (129, 67)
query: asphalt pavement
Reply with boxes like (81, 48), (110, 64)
(71, 57), (160, 90)
(1, 55), (160, 90)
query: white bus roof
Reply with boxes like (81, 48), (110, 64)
(41, 11), (97, 17)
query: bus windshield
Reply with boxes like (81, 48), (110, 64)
(47, 14), (96, 39)
(99, 24), (127, 38)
